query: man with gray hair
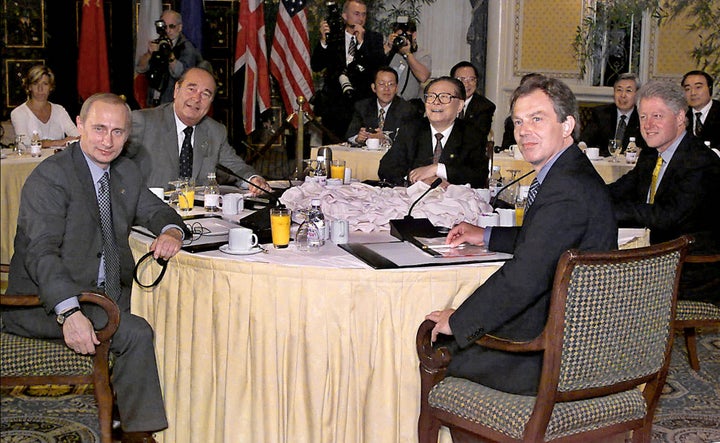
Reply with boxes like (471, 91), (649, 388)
(608, 80), (720, 305)
(581, 72), (646, 156)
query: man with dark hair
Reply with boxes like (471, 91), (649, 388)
(425, 76), (617, 396)
(581, 72), (647, 156)
(3, 93), (189, 443)
(310, 0), (385, 143)
(609, 80), (720, 305)
(451, 61), (496, 144)
(384, 18), (431, 107)
(682, 70), (720, 150)
(344, 66), (416, 146)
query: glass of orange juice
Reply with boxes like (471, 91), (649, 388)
(330, 159), (346, 181)
(178, 178), (195, 212)
(270, 207), (291, 248)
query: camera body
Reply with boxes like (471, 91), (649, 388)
(325, 2), (345, 46)
(391, 16), (414, 52)
(147, 19), (174, 97)
(153, 20), (173, 58)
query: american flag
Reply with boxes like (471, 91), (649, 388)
(235, 0), (271, 135)
(270, 0), (314, 117)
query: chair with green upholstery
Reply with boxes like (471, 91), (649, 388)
(417, 236), (690, 443)
(675, 252), (720, 370)
(1, 291), (120, 443)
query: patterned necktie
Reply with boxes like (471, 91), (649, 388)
(348, 36), (357, 61)
(377, 108), (385, 131)
(648, 155), (663, 204)
(526, 178), (540, 209)
(432, 133), (444, 164)
(695, 112), (703, 136)
(179, 126), (193, 179)
(615, 114), (627, 142)
(98, 172), (121, 300)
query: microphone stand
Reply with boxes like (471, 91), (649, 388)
(389, 178), (443, 241)
(490, 170), (535, 209)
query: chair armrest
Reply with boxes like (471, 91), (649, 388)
(685, 253), (720, 264)
(416, 320), (453, 372)
(1, 292), (120, 343)
(475, 333), (545, 352)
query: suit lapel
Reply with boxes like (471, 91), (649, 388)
(655, 135), (690, 199)
(162, 104), (181, 175)
(192, 121), (210, 181)
(70, 145), (102, 227)
(440, 123), (462, 163)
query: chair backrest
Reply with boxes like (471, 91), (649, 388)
(542, 236), (690, 396)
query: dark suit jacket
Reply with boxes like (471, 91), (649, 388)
(344, 96), (417, 141)
(378, 118), (488, 188)
(126, 103), (258, 189)
(460, 92), (495, 143)
(6, 143), (187, 313)
(687, 99), (720, 150)
(310, 31), (385, 140)
(447, 145), (618, 395)
(581, 103), (645, 156)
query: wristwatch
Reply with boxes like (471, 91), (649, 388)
(56, 307), (82, 325)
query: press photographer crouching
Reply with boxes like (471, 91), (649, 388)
(385, 16), (431, 110)
(136, 10), (204, 107)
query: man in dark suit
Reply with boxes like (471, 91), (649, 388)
(2, 93), (189, 442)
(682, 70), (720, 151)
(451, 61), (495, 143)
(581, 72), (646, 156)
(609, 80), (720, 305)
(126, 67), (270, 194)
(378, 77), (488, 188)
(344, 66), (417, 145)
(425, 76), (617, 396)
(310, 0), (385, 143)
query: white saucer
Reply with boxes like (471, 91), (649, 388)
(219, 244), (263, 255)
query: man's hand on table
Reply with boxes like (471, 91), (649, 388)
(248, 176), (272, 196)
(151, 228), (183, 260)
(408, 164), (438, 184)
(446, 222), (485, 248)
(357, 127), (384, 144)
(425, 308), (455, 343)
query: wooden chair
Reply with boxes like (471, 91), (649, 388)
(675, 252), (720, 370)
(1, 291), (120, 443)
(417, 236), (690, 443)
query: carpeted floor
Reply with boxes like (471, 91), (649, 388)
(2, 331), (719, 442)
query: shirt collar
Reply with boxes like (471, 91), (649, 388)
(694, 100), (713, 120)
(431, 123), (455, 144)
(81, 150), (110, 189)
(658, 131), (684, 164)
(536, 145), (571, 184)
(377, 100), (392, 113)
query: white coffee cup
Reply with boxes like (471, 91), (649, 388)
(586, 147), (600, 160)
(149, 187), (165, 200)
(366, 138), (380, 150)
(478, 212), (499, 227)
(221, 193), (245, 215)
(496, 208), (516, 227)
(228, 227), (258, 251)
(330, 219), (349, 244)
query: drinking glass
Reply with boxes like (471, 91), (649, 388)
(330, 160), (346, 180)
(167, 179), (184, 208)
(505, 169), (520, 204)
(178, 178), (196, 212)
(270, 207), (291, 249)
(608, 139), (621, 163)
(14, 134), (27, 156)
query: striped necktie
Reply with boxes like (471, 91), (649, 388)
(377, 108), (385, 131)
(648, 155), (663, 204)
(348, 36), (357, 61)
(98, 172), (121, 300)
(526, 178), (540, 209)
(615, 114), (627, 142)
(432, 133), (443, 164)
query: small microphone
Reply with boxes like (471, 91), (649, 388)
(216, 164), (280, 207)
(490, 170), (534, 209)
(389, 178), (444, 241)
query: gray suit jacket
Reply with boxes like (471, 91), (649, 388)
(6, 143), (186, 314)
(126, 103), (258, 189)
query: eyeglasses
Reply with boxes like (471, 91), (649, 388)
(455, 76), (477, 83)
(167, 23), (179, 29)
(182, 84), (214, 101)
(424, 93), (460, 104)
(375, 81), (396, 89)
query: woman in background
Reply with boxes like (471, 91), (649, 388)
(11, 65), (79, 148)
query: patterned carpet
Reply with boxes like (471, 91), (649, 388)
(1, 332), (719, 442)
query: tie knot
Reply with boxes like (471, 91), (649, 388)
(378, 108), (385, 117)
(184, 126), (194, 137)
(696, 112), (702, 118)
(620, 115), (626, 121)
(99, 171), (109, 191)
(435, 133), (444, 142)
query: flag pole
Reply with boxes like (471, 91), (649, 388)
(296, 95), (306, 175)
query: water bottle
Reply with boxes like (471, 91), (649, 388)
(295, 209), (321, 253)
(625, 137), (638, 164)
(315, 155), (327, 186)
(30, 131), (42, 157)
(204, 172), (220, 212)
(308, 199), (327, 244)
(489, 165), (503, 198)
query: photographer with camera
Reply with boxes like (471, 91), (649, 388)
(311, 0), (385, 144)
(384, 17), (431, 109)
(136, 10), (204, 107)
